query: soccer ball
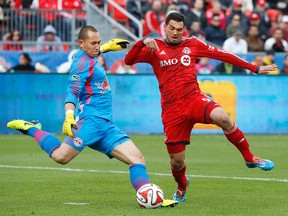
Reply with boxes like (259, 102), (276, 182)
(136, 183), (164, 208)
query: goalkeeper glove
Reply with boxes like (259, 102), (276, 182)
(62, 110), (77, 137)
(100, 39), (130, 53)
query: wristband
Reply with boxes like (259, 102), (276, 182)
(66, 110), (74, 115)
(255, 66), (260, 74)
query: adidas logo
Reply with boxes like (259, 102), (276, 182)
(159, 50), (166, 55)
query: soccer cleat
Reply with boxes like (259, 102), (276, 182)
(173, 177), (190, 203)
(161, 199), (178, 207)
(245, 156), (274, 171)
(7, 120), (42, 135)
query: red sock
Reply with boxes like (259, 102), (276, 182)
(224, 123), (254, 162)
(171, 163), (188, 191)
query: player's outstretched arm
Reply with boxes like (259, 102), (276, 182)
(257, 64), (278, 74)
(100, 39), (130, 53)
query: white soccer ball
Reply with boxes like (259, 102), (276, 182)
(136, 183), (164, 208)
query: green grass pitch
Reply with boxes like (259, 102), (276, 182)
(0, 134), (287, 216)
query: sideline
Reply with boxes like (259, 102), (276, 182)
(1, 164), (287, 183)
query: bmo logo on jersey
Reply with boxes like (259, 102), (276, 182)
(159, 58), (178, 67)
(159, 55), (191, 67)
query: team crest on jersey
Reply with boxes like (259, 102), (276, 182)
(182, 47), (191, 54)
(96, 78), (111, 94)
(73, 137), (83, 147)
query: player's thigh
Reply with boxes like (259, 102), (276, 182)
(210, 107), (233, 129)
(51, 143), (80, 164)
(188, 93), (221, 124)
(111, 139), (145, 165)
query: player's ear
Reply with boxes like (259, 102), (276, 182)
(78, 39), (84, 49)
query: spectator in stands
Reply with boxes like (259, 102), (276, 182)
(269, 15), (288, 42)
(253, 0), (271, 30)
(173, 0), (190, 16)
(127, 0), (146, 37)
(239, 0), (253, 12)
(204, 14), (226, 47)
(264, 28), (288, 52)
(245, 25), (264, 52)
(2, 29), (24, 51)
(143, 0), (166, 37)
(247, 12), (269, 42)
(218, 0), (232, 11)
(226, 0), (249, 31)
(251, 54), (264, 67)
(262, 50), (279, 74)
(226, 14), (245, 38)
(273, 12), (284, 27)
(36, 25), (63, 52)
(110, 59), (137, 74)
(223, 30), (248, 54)
(7, 53), (35, 73)
(195, 57), (213, 74)
(212, 62), (247, 74)
(281, 54), (288, 74)
(205, 0), (226, 30)
(189, 20), (205, 40)
(185, 0), (207, 31)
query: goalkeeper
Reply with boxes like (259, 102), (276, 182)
(7, 26), (176, 207)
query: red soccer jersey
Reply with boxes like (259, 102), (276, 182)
(125, 37), (257, 109)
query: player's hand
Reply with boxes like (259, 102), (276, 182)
(142, 37), (159, 53)
(100, 39), (130, 53)
(62, 112), (77, 137)
(257, 64), (278, 74)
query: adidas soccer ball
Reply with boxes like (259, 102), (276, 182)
(136, 183), (164, 208)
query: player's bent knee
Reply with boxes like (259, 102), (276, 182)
(52, 155), (71, 165)
(51, 152), (73, 165)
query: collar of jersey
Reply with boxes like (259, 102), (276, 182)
(164, 39), (182, 46)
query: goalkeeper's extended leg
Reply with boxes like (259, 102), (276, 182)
(7, 119), (61, 157)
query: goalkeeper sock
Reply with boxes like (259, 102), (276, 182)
(129, 164), (150, 191)
(171, 163), (188, 191)
(28, 128), (61, 157)
(224, 122), (254, 162)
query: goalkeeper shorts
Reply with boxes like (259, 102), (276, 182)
(63, 116), (130, 158)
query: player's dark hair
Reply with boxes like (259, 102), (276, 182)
(165, 12), (185, 25)
(78, 26), (98, 40)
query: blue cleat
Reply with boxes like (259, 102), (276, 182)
(246, 156), (274, 171)
(7, 120), (42, 135)
(173, 177), (190, 203)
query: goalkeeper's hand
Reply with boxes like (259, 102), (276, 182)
(62, 112), (77, 137)
(100, 39), (130, 53)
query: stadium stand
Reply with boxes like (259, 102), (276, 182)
(0, 0), (287, 73)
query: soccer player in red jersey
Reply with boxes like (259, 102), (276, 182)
(124, 12), (277, 203)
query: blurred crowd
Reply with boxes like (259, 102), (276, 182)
(0, 0), (287, 74)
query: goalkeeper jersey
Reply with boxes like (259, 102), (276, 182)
(65, 49), (112, 121)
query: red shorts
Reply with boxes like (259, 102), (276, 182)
(162, 93), (221, 154)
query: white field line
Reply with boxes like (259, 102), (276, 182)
(1, 164), (288, 183)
